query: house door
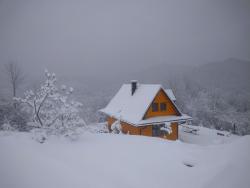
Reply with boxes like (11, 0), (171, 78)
(152, 125), (161, 137)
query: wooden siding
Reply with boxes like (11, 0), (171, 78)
(162, 122), (178, 140)
(144, 89), (179, 119)
(140, 125), (152, 136)
(107, 116), (140, 135)
(107, 116), (116, 131)
(107, 116), (178, 140)
(121, 122), (140, 135)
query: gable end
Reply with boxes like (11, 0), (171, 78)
(143, 88), (181, 119)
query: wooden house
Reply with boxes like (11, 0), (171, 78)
(100, 81), (191, 140)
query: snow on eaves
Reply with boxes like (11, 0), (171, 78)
(164, 89), (176, 101)
(138, 114), (192, 126)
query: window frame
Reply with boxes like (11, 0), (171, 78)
(160, 103), (167, 111)
(152, 102), (159, 112)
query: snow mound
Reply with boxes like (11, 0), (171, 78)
(0, 131), (249, 188)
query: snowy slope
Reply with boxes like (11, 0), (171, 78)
(179, 125), (239, 146)
(0, 131), (249, 188)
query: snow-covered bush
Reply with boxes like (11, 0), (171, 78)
(111, 120), (122, 134)
(0, 104), (28, 131)
(15, 70), (86, 138)
(82, 122), (109, 134)
(1, 123), (15, 131)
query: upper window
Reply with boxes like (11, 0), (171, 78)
(152, 102), (159, 112)
(160, 103), (167, 111)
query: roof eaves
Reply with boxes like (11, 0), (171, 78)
(98, 110), (138, 126)
(138, 116), (192, 126)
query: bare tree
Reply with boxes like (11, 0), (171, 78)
(4, 62), (24, 107)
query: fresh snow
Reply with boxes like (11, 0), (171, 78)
(0, 127), (249, 188)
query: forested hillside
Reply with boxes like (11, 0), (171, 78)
(74, 58), (250, 135)
(1, 58), (249, 134)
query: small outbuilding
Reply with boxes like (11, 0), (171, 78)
(100, 81), (191, 140)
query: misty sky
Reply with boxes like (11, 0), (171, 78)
(0, 0), (249, 77)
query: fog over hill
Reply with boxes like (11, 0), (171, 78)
(0, 57), (250, 134)
(189, 58), (250, 92)
(64, 58), (249, 94)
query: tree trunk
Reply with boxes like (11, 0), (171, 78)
(13, 84), (17, 109)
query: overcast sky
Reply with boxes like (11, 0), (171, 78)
(0, 0), (249, 77)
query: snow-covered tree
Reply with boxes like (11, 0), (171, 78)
(15, 70), (86, 136)
(111, 119), (122, 134)
(4, 61), (24, 108)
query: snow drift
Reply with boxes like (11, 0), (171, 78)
(0, 131), (249, 188)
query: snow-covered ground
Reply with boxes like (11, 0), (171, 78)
(179, 124), (239, 146)
(0, 126), (249, 188)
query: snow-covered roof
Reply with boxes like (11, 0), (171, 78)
(100, 84), (162, 125)
(100, 83), (189, 125)
(164, 89), (176, 101)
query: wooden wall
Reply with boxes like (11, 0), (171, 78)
(163, 122), (178, 140)
(107, 116), (140, 135)
(144, 89), (179, 119)
(107, 116), (178, 140)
